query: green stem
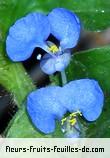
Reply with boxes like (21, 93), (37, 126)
(61, 70), (67, 86)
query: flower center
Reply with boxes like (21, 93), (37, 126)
(47, 41), (59, 54)
(48, 45), (59, 54)
(61, 110), (82, 126)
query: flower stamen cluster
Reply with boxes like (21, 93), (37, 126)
(61, 110), (82, 126)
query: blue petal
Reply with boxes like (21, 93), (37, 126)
(48, 8), (80, 50)
(27, 86), (66, 134)
(40, 51), (71, 74)
(82, 106), (102, 121)
(28, 109), (55, 134)
(6, 13), (50, 61)
(61, 79), (104, 121)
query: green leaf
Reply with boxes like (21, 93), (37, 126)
(6, 104), (64, 138)
(67, 46), (110, 92)
(66, 45), (110, 137)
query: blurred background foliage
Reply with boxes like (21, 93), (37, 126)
(0, 0), (110, 137)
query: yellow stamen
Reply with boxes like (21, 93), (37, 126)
(48, 45), (59, 54)
(69, 118), (77, 126)
(70, 110), (82, 117)
(61, 117), (67, 125)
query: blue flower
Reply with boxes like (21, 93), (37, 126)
(27, 79), (104, 134)
(6, 8), (80, 74)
